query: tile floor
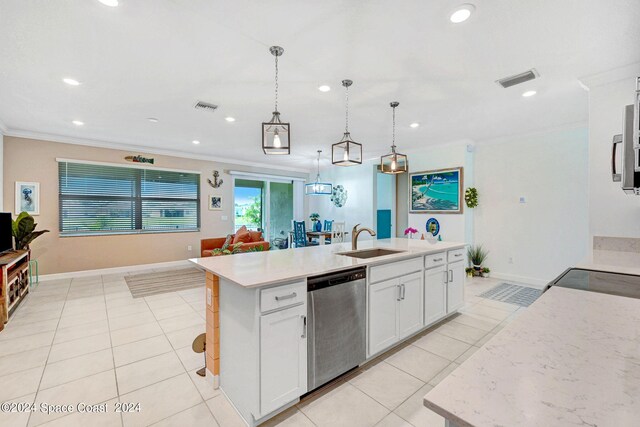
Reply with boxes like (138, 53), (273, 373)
(0, 271), (526, 427)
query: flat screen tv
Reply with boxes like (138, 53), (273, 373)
(0, 213), (14, 254)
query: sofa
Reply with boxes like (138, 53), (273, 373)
(201, 226), (270, 257)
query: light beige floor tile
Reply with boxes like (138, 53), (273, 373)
(435, 322), (487, 345)
(110, 322), (164, 347)
(158, 312), (203, 334)
(175, 345), (205, 371)
(165, 324), (205, 350)
(116, 352), (185, 394)
(150, 304), (195, 321)
(40, 349), (114, 390)
(11, 308), (62, 325)
(107, 303), (152, 320)
(29, 370), (118, 426)
(0, 393), (35, 427)
(449, 313), (500, 332)
(38, 398), (121, 427)
(349, 362), (424, 410)
(412, 332), (471, 361)
(108, 311), (157, 331)
(0, 331), (55, 357)
(120, 373), (202, 427)
(476, 298), (520, 312)
(61, 302), (106, 318)
(299, 382), (389, 427)
(112, 335), (173, 367)
(53, 319), (110, 344)
(0, 365), (44, 401)
(376, 412), (413, 427)
(57, 311), (108, 330)
(206, 394), (246, 427)
(461, 304), (511, 322)
(476, 331), (497, 347)
(48, 333), (111, 363)
(260, 407), (314, 427)
(187, 369), (220, 401)
(394, 384), (444, 427)
(145, 296), (185, 311)
(455, 345), (481, 363)
(153, 402), (218, 427)
(0, 346), (49, 376)
(428, 362), (460, 387)
(0, 319), (58, 341)
(385, 346), (450, 383)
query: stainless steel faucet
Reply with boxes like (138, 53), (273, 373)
(352, 224), (376, 250)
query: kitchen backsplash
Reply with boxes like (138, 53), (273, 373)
(593, 236), (640, 253)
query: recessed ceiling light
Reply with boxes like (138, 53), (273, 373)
(318, 85), (331, 92)
(98, 0), (119, 7)
(192, 140), (200, 145)
(450, 4), (475, 23)
(63, 78), (81, 86)
(147, 117), (159, 123)
(522, 90), (537, 97)
(225, 117), (236, 122)
(72, 120), (84, 126)
(410, 122), (420, 128)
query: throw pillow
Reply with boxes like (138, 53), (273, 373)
(248, 230), (263, 243)
(221, 234), (234, 251)
(233, 226), (252, 244)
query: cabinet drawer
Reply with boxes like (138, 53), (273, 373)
(448, 248), (466, 263)
(260, 281), (306, 313)
(369, 257), (422, 284)
(424, 252), (446, 269)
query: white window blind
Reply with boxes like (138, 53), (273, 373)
(58, 161), (200, 235)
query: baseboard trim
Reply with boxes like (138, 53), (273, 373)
(491, 272), (548, 288)
(39, 260), (191, 281)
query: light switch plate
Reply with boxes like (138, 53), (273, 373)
(221, 215), (228, 221)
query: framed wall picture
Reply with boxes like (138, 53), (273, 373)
(15, 182), (40, 215)
(409, 167), (463, 214)
(209, 195), (222, 211)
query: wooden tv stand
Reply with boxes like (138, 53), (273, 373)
(0, 250), (30, 327)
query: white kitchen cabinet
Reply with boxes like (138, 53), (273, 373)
(368, 278), (400, 356)
(447, 260), (465, 313)
(398, 272), (424, 339)
(424, 265), (447, 326)
(260, 303), (307, 415)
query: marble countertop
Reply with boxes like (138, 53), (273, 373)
(189, 238), (466, 288)
(424, 286), (640, 427)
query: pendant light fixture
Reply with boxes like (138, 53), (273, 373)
(380, 101), (408, 174)
(262, 46), (290, 155)
(305, 150), (332, 196)
(332, 79), (362, 166)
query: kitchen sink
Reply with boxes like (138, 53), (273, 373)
(338, 248), (406, 259)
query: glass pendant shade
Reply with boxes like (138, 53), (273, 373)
(332, 135), (362, 166)
(262, 112), (290, 155)
(306, 150), (333, 195)
(380, 147), (409, 174)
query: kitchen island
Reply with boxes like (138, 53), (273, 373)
(190, 237), (467, 426)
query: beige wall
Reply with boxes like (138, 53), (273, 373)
(4, 136), (307, 274)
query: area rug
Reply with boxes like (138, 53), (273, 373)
(478, 283), (543, 307)
(125, 268), (205, 298)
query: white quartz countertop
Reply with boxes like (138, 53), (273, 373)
(189, 238), (465, 288)
(577, 249), (640, 276)
(423, 286), (640, 427)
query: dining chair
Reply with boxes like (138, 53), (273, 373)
(323, 220), (333, 232)
(293, 221), (318, 248)
(330, 221), (346, 244)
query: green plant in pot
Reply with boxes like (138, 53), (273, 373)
(12, 212), (49, 251)
(465, 187), (478, 208)
(467, 245), (488, 271)
(481, 267), (491, 278)
(465, 267), (474, 278)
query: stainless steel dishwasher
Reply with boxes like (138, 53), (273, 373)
(307, 267), (366, 391)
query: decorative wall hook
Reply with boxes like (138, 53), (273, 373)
(207, 171), (223, 188)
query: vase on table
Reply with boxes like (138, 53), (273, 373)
(315, 221), (322, 232)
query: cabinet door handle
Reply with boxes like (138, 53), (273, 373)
(443, 270), (449, 284)
(433, 257), (443, 262)
(275, 292), (297, 301)
(454, 253), (462, 257)
(449, 270), (453, 282)
(401, 284), (406, 300)
(301, 315), (307, 338)
(397, 285), (402, 301)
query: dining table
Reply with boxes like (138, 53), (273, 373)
(288, 230), (349, 246)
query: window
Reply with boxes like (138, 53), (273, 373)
(58, 161), (200, 235)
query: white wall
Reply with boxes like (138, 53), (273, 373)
(474, 127), (589, 285)
(405, 142), (474, 243)
(585, 72), (640, 247)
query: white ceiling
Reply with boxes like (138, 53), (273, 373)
(0, 0), (639, 171)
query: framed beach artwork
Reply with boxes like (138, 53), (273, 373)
(209, 195), (222, 211)
(409, 168), (463, 214)
(15, 182), (40, 215)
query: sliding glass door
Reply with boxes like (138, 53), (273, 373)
(233, 177), (296, 249)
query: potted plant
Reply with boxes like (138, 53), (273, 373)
(465, 188), (478, 208)
(467, 245), (488, 272)
(309, 213), (322, 232)
(481, 267), (491, 278)
(404, 227), (418, 239)
(465, 267), (474, 278)
(12, 212), (49, 251)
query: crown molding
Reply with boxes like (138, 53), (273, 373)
(579, 62), (640, 89)
(3, 128), (312, 174)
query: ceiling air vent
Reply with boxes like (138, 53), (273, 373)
(496, 69), (539, 88)
(194, 101), (219, 112)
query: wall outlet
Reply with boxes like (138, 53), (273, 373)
(187, 245), (192, 251)
(519, 196), (526, 203)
